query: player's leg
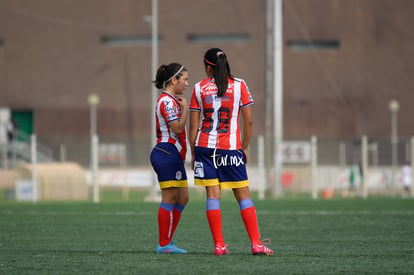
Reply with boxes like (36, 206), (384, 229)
(158, 189), (177, 247)
(217, 150), (260, 247)
(156, 188), (187, 254)
(194, 147), (228, 255)
(205, 185), (229, 255)
(171, 187), (189, 238)
(150, 143), (188, 254)
(233, 187), (273, 256)
(233, 187), (260, 245)
(218, 149), (273, 256)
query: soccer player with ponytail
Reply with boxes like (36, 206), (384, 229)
(150, 63), (189, 254)
(189, 48), (273, 256)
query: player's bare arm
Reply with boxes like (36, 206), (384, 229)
(169, 97), (188, 135)
(241, 105), (253, 163)
(189, 110), (200, 170)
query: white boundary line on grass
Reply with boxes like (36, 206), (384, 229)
(1, 210), (414, 216)
(257, 210), (414, 216)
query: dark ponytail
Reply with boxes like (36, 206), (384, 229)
(203, 48), (233, 97)
(153, 63), (187, 89)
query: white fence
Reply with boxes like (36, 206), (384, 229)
(2, 134), (414, 201)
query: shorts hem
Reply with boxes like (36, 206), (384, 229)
(220, 180), (249, 189)
(194, 179), (249, 189)
(194, 178), (219, 186)
(160, 180), (188, 189)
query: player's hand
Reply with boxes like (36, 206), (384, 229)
(242, 149), (248, 164)
(176, 97), (187, 108)
(191, 155), (195, 170)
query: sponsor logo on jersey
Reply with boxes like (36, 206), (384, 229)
(165, 101), (180, 114)
(221, 95), (231, 102)
(201, 83), (218, 94)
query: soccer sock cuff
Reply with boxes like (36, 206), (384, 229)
(206, 198), (220, 210)
(206, 198), (224, 245)
(160, 202), (174, 212)
(174, 203), (185, 213)
(239, 198), (254, 210)
(171, 204), (184, 238)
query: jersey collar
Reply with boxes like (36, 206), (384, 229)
(162, 91), (177, 101)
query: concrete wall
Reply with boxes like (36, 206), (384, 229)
(0, 0), (413, 164)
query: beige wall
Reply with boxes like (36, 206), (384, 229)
(0, 0), (413, 150)
(283, 0), (414, 138)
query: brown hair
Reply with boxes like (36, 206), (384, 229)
(153, 63), (187, 89)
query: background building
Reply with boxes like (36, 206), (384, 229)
(0, 0), (413, 166)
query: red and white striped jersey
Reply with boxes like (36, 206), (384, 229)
(155, 91), (187, 160)
(190, 77), (254, 150)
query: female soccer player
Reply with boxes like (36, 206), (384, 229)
(189, 48), (273, 256)
(150, 63), (189, 254)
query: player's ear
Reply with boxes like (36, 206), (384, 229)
(205, 65), (213, 76)
(171, 76), (178, 85)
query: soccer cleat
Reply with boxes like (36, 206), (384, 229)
(252, 239), (274, 256)
(156, 241), (188, 254)
(214, 243), (229, 255)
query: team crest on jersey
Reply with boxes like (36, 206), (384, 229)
(205, 95), (214, 104)
(176, 171), (182, 180)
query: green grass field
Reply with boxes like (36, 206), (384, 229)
(1, 191), (413, 274)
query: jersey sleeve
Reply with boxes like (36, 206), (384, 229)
(240, 80), (254, 108)
(160, 98), (180, 124)
(189, 85), (201, 112)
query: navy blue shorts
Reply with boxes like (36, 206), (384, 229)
(193, 146), (248, 189)
(150, 143), (188, 189)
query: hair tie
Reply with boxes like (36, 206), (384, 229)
(204, 57), (216, 66)
(216, 51), (224, 57)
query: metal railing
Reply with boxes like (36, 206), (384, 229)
(0, 130), (54, 168)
